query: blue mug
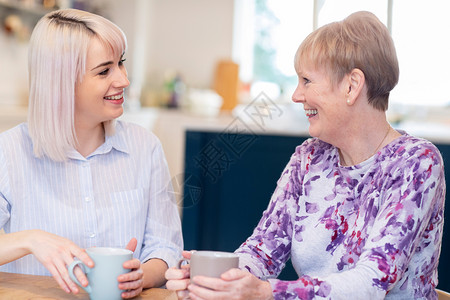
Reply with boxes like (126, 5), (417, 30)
(68, 247), (133, 300)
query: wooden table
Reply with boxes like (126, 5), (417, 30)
(0, 271), (177, 299)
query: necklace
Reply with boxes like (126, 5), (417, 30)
(373, 125), (392, 155)
(340, 125), (391, 166)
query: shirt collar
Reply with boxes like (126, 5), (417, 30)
(68, 121), (130, 160)
(94, 121), (130, 155)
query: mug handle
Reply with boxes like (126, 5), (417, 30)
(67, 259), (92, 294)
(177, 258), (190, 269)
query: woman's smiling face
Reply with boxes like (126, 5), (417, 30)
(292, 61), (349, 144)
(74, 37), (130, 128)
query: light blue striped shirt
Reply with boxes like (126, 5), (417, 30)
(0, 121), (183, 275)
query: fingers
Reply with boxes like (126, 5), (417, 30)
(166, 278), (191, 291)
(192, 276), (228, 291)
(177, 289), (191, 300)
(42, 250), (80, 294)
(188, 283), (228, 300)
(71, 248), (94, 268)
(46, 264), (72, 293)
(122, 258), (141, 270)
(118, 267), (143, 284)
(73, 265), (89, 287)
(125, 238), (138, 252)
(165, 266), (190, 291)
(220, 268), (247, 281)
(121, 286), (143, 299)
(166, 266), (190, 280)
(119, 276), (144, 292)
(118, 268), (144, 299)
(56, 263), (79, 293)
(182, 250), (193, 259)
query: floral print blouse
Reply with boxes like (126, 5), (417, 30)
(236, 131), (446, 299)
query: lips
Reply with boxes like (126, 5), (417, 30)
(104, 93), (124, 104)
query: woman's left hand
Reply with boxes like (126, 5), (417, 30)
(117, 238), (144, 299)
(187, 268), (274, 300)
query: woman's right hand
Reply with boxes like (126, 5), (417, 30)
(165, 250), (192, 300)
(25, 229), (94, 294)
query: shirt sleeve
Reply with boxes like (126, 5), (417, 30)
(235, 151), (300, 278)
(139, 139), (183, 268)
(236, 144), (445, 300)
(0, 146), (11, 229)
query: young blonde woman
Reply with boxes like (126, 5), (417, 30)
(0, 9), (183, 298)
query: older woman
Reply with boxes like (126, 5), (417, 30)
(165, 11), (445, 299)
(0, 9), (183, 299)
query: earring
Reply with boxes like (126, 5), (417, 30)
(347, 99), (351, 104)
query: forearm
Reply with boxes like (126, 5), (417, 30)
(0, 230), (33, 265)
(268, 265), (386, 300)
(142, 258), (169, 288)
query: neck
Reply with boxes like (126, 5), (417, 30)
(337, 109), (399, 166)
(75, 122), (105, 157)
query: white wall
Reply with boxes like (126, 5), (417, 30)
(0, 24), (29, 107)
(144, 0), (235, 89)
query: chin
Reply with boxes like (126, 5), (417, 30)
(111, 108), (124, 119)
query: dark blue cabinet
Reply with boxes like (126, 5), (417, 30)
(182, 130), (450, 287)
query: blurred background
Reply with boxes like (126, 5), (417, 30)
(1, 0), (450, 110)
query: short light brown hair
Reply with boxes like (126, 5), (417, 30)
(295, 11), (399, 111)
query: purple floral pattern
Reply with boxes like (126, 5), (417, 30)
(236, 132), (445, 299)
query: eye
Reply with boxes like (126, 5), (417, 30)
(119, 58), (126, 66)
(98, 68), (110, 76)
(303, 77), (311, 85)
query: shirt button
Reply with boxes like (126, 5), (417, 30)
(85, 196), (91, 202)
(89, 233), (96, 238)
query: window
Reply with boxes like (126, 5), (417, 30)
(233, 0), (450, 108)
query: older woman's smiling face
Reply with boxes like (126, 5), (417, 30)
(292, 61), (349, 145)
(74, 37), (130, 129)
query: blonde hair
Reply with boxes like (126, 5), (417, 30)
(28, 9), (127, 161)
(295, 11), (399, 111)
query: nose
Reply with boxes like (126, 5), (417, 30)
(114, 67), (130, 88)
(291, 83), (305, 104)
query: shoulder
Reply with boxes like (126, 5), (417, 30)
(114, 120), (162, 151)
(0, 123), (28, 140)
(292, 137), (335, 162)
(0, 123), (33, 168)
(379, 132), (445, 190)
(280, 137), (335, 178)
(0, 123), (31, 150)
(295, 137), (333, 155)
(383, 132), (444, 166)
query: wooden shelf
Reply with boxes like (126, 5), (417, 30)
(0, 1), (54, 17)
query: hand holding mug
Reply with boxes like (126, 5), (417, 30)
(117, 238), (144, 299)
(68, 247), (133, 300)
(165, 250), (192, 299)
(166, 250), (240, 300)
(67, 238), (142, 300)
(179, 250), (239, 280)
